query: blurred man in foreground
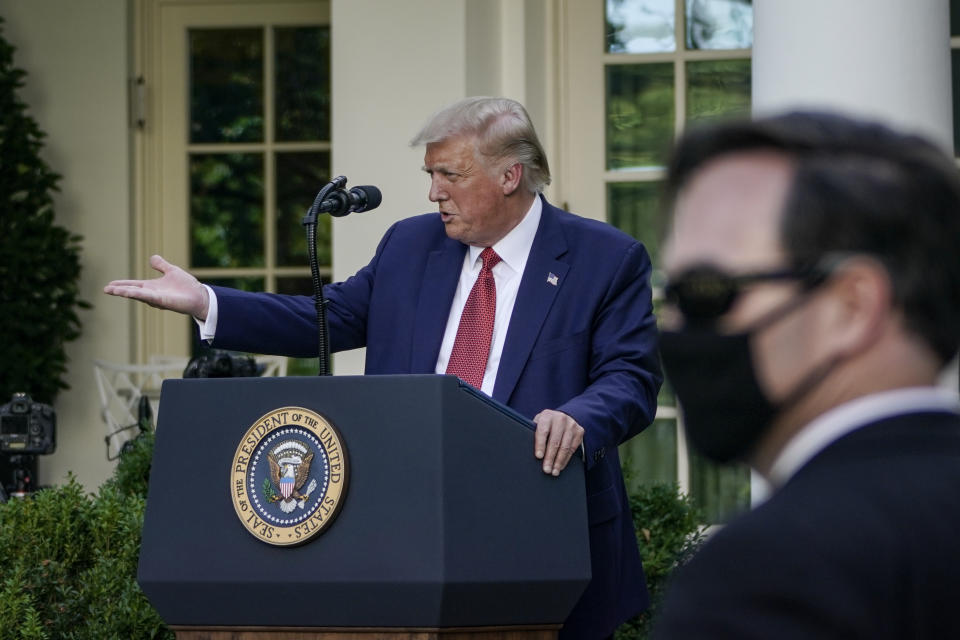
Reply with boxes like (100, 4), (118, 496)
(654, 111), (960, 638)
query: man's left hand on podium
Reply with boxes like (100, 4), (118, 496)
(533, 409), (585, 477)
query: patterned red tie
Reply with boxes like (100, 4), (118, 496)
(446, 247), (502, 388)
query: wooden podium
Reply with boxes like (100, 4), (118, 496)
(139, 375), (590, 639)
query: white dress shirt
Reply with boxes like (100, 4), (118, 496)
(197, 284), (219, 341)
(767, 386), (960, 489)
(198, 197), (543, 397)
(434, 197), (542, 396)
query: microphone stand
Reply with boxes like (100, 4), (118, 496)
(302, 175), (347, 376)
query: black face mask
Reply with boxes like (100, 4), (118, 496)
(658, 294), (838, 464)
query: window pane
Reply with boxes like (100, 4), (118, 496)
(651, 300), (677, 402)
(189, 28), (263, 143)
(685, 0), (753, 50)
(686, 59), (751, 123)
(606, 0), (676, 53)
(275, 26), (331, 142)
(620, 418), (678, 494)
(608, 181), (664, 265)
(688, 451), (750, 523)
(204, 276), (265, 292)
(190, 153), (264, 268)
(277, 152), (331, 267)
(606, 63), (675, 169)
(953, 50), (960, 155)
(287, 357), (321, 376)
(657, 378), (675, 409)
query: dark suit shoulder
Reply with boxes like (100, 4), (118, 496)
(654, 412), (960, 639)
(366, 213), (463, 267)
(548, 203), (641, 250)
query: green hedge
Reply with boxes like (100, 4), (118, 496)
(616, 484), (705, 639)
(0, 430), (171, 640)
(0, 429), (701, 639)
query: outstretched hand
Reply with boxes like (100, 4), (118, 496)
(103, 255), (210, 320)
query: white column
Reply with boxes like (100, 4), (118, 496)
(753, 0), (952, 150)
(750, 0), (956, 503)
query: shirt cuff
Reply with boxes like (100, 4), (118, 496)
(195, 284), (218, 342)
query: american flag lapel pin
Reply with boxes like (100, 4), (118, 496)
(547, 272), (559, 286)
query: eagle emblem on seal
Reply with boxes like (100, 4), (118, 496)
(266, 440), (319, 513)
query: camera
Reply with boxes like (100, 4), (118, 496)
(0, 392), (56, 455)
(183, 350), (262, 378)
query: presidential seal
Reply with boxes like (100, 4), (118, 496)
(231, 407), (348, 546)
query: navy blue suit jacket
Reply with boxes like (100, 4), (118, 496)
(654, 411), (960, 639)
(212, 197), (663, 638)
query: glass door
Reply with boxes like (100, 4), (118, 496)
(137, 1), (330, 374)
(562, 0), (753, 523)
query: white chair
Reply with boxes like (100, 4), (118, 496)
(147, 354), (191, 370)
(93, 359), (188, 460)
(94, 354), (288, 460)
(252, 354), (288, 377)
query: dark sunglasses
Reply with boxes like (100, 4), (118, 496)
(664, 263), (830, 322)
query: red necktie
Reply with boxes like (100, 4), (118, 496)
(446, 247), (501, 388)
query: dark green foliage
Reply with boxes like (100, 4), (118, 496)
(105, 428), (157, 500)
(0, 17), (89, 404)
(0, 428), (172, 639)
(616, 483), (705, 640)
(0, 405), (700, 639)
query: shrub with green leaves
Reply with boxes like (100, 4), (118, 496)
(0, 418), (702, 639)
(615, 483), (705, 640)
(0, 16), (88, 404)
(0, 428), (172, 640)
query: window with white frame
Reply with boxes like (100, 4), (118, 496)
(135, 0), (330, 375)
(562, 0), (753, 523)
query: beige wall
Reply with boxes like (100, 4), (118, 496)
(2, 1), (134, 490)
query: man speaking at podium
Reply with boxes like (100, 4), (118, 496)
(105, 96), (662, 639)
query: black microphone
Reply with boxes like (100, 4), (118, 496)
(317, 185), (382, 217)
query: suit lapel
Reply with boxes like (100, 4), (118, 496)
(410, 239), (466, 374)
(492, 202), (568, 404)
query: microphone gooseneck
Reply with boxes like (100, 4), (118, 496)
(301, 176), (382, 376)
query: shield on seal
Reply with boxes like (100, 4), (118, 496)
(279, 468), (295, 498)
(276, 453), (302, 499)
